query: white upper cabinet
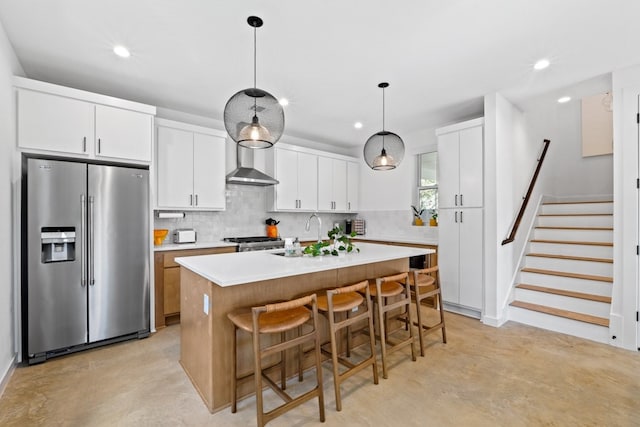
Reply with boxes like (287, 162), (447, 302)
(346, 161), (359, 212)
(271, 147), (318, 211)
(318, 156), (347, 212)
(95, 105), (152, 162)
(156, 119), (226, 210)
(15, 77), (156, 163)
(437, 118), (484, 209)
(17, 89), (94, 156)
(267, 143), (359, 213)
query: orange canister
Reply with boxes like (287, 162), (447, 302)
(266, 225), (278, 238)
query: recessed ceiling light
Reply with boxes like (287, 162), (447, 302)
(534, 59), (550, 70)
(354, 122), (363, 129)
(278, 98), (289, 107)
(113, 45), (130, 58)
(557, 96), (571, 103)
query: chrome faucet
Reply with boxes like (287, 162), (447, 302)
(305, 213), (322, 243)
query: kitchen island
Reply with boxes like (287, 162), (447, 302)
(175, 242), (434, 413)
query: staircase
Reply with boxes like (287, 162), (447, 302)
(508, 200), (613, 344)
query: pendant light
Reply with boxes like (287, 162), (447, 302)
(224, 16), (284, 149)
(363, 82), (405, 170)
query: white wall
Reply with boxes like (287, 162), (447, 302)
(0, 18), (24, 393)
(518, 75), (613, 198)
(483, 93), (531, 325)
(611, 64), (640, 351)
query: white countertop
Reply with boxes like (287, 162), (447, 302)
(154, 241), (238, 252)
(175, 242), (434, 287)
(355, 235), (438, 246)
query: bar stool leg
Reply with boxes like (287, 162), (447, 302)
(231, 324), (238, 413)
(328, 309), (342, 411)
(253, 324), (265, 427)
(298, 325), (304, 382)
(375, 289), (390, 379)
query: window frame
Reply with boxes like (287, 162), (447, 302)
(417, 151), (438, 215)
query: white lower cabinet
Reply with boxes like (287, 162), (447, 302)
(156, 120), (226, 210)
(438, 208), (483, 312)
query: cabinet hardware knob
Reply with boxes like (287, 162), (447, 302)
(83, 136), (86, 153)
(97, 138), (101, 154)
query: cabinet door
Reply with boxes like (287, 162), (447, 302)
(438, 209), (460, 304)
(163, 267), (181, 315)
(458, 208), (483, 309)
(18, 89), (94, 155)
(437, 132), (460, 209)
(95, 105), (152, 162)
(332, 159), (348, 211)
(274, 148), (299, 210)
(297, 152), (318, 211)
(347, 161), (359, 212)
(157, 126), (194, 208)
(193, 133), (226, 209)
(317, 156), (334, 211)
(458, 126), (483, 208)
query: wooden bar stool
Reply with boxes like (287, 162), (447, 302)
(366, 272), (416, 379)
(316, 280), (378, 411)
(227, 294), (325, 427)
(410, 266), (447, 357)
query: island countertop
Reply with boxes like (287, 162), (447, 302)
(175, 242), (434, 287)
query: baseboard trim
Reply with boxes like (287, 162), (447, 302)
(482, 314), (507, 327)
(0, 354), (17, 398)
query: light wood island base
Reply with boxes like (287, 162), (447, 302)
(179, 258), (407, 413)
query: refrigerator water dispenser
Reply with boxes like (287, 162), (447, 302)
(41, 227), (76, 263)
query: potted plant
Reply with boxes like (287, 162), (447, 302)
(303, 226), (359, 256)
(430, 211), (438, 227)
(411, 205), (424, 226)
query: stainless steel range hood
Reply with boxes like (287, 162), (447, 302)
(226, 144), (279, 186)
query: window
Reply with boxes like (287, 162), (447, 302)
(418, 152), (438, 213)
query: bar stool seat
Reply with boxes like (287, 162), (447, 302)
(316, 281), (378, 412)
(363, 273), (417, 379)
(228, 294), (325, 427)
(227, 305), (311, 334)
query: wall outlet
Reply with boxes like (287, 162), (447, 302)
(203, 294), (209, 315)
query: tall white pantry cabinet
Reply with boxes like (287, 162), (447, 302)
(436, 117), (484, 317)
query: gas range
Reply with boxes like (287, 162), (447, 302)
(223, 236), (285, 252)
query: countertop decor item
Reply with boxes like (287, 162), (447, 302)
(430, 211), (438, 227)
(154, 229), (169, 245)
(265, 217), (280, 238)
(223, 16), (284, 149)
(303, 225), (359, 257)
(363, 82), (405, 170)
(412, 205), (424, 226)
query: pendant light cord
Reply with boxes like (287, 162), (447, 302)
(253, 25), (257, 89)
(381, 86), (386, 150)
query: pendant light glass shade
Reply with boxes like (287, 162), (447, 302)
(363, 83), (404, 170)
(224, 17), (284, 149)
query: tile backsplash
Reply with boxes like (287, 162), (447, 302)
(154, 184), (357, 244)
(154, 185), (437, 245)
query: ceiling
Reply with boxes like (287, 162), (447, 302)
(0, 0), (638, 148)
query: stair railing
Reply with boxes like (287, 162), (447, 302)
(501, 139), (551, 245)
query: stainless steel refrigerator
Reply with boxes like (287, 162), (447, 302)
(23, 158), (150, 364)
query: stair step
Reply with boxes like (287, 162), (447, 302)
(533, 228), (613, 242)
(527, 253), (612, 263)
(540, 201), (613, 215)
(542, 200), (613, 205)
(530, 239), (613, 247)
(510, 301), (609, 327)
(538, 213), (612, 216)
(536, 226), (613, 231)
(520, 267), (613, 283)
(529, 240), (613, 259)
(515, 284), (612, 303)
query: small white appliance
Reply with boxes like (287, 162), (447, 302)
(173, 228), (197, 243)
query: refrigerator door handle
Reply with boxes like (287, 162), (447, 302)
(80, 194), (86, 287)
(88, 195), (95, 286)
